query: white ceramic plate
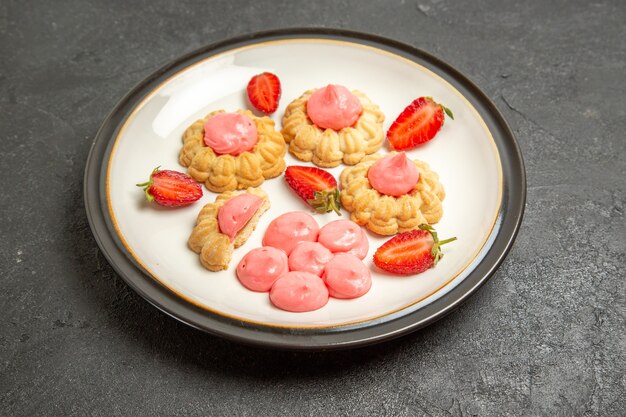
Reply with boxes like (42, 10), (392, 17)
(85, 29), (525, 349)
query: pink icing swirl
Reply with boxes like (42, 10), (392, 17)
(203, 112), (258, 156)
(367, 152), (420, 197)
(262, 212), (320, 255)
(322, 253), (372, 299)
(306, 84), (363, 130)
(288, 241), (334, 277)
(317, 219), (369, 260)
(236, 247), (288, 292)
(347, 229), (369, 260)
(217, 193), (263, 241)
(270, 271), (329, 312)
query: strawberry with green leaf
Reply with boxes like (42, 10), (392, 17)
(387, 96), (454, 151)
(373, 224), (456, 275)
(136, 167), (202, 207)
(284, 165), (341, 216)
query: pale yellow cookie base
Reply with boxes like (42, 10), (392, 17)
(340, 153), (445, 236)
(179, 110), (286, 193)
(281, 90), (385, 168)
(187, 187), (269, 271)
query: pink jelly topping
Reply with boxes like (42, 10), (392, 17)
(346, 229), (369, 260)
(322, 253), (372, 299)
(236, 247), (288, 292)
(262, 211), (320, 255)
(270, 271), (329, 312)
(367, 152), (420, 197)
(217, 193), (263, 241)
(203, 112), (258, 155)
(288, 241), (334, 277)
(317, 219), (369, 260)
(306, 84), (363, 131)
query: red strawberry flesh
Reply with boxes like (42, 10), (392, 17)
(387, 97), (452, 151)
(373, 225), (456, 275)
(373, 229), (434, 274)
(247, 72), (281, 114)
(285, 166), (335, 200)
(284, 166), (341, 215)
(137, 168), (202, 207)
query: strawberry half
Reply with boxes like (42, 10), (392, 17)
(373, 224), (456, 275)
(136, 167), (202, 207)
(387, 97), (454, 151)
(284, 165), (341, 216)
(246, 72), (281, 114)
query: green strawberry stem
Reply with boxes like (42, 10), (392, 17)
(136, 166), (160, 203)
(425, 96), (454, 120)
(418, 224), (457, 265)
(438, 237), (458, 245)
(442, 105), (454, 120)
(308, 189), (342, 216)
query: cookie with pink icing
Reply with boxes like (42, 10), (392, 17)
(180, 109), (286, 193)
(340, 151), (446, 235)
(217, 193), (264, 241)
(187, 187), (269, 272)
(281, 85), (385, 168)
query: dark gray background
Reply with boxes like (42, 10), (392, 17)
(1, 0), (624, 415)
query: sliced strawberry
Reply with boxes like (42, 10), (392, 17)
(373, 224), (456, 275)
(284, 165), (341, 215)
(246, 72), (281, 114)
(387, 97), (453, 151)
(136, 167), (202, 207)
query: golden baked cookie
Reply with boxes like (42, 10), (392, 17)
(179, 110), (286, 193)
(188, 187), (270, 271)
(281, 89), (385, 168)
(340, 153), (445, 235)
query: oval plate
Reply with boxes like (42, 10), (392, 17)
(84, 28), (525, 350)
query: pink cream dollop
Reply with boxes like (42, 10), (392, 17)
(322, 253), (372, 299)
(367, 152), (420, 197)
(270, 271), (329, 312)
(288, 241), (334, 277)
(306, 84), (363, 131)
(236, 247), (288, 292)
(262, 212), (320, 255)
(217, 193), (263, 241)
(317, 219), (369, 260)
(203, 112), (258, 155)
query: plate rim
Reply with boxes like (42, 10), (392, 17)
(84, 28), (526, 350)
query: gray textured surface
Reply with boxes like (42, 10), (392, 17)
(1, 0), (625, 415)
